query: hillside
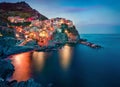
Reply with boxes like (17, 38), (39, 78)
(0, 1), (48, 23)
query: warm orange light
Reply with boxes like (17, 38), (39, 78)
(16, 27), (23, 33)
(0, 33), (3, 37)
(7, 17), (75, 47)
(50, 27), (54, 31)
(29, 24), (32, 27)
(32, 52), (46, 71)
(25, 35), (28, 38)
(11, 52), (32, 82)
(39, 31), (48, 37)
(65, 30), (68, 33)
(59, 45), (73, 70)
(16, 34), (19, 37)
(29, 32), (37, 39)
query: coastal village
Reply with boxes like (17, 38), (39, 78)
(7, 16), (79, 46)
(0, 2), (103, 87)
(0, 1), (101, 49)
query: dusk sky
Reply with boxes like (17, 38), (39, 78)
(1, 0), (120, 33)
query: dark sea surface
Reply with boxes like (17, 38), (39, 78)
(10, 34), (120, 87)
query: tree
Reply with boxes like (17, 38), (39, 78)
(60, 24), (68, 33)
(53, 32), (68, 43)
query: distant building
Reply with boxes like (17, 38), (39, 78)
(8, 16), (25, 23)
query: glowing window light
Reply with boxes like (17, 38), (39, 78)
(39, 31), (48, 37)
(50, 27), (54, 31)
(0, 33), (3, 36)
(64, 30), (68, 33)
(16, 34), (19, 37)
(29, 32), (37, 39)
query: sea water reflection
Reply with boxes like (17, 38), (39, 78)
(11, 45), (74, 83)
(11, 52), (32, 82)
(59, 45), (73, 70)
(32, 52), (46, 72)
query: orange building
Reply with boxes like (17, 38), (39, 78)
(38, 30), (49, 46)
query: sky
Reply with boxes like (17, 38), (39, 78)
(1, 0), (120, 33)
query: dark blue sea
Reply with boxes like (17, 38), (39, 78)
(11, 34), (120, 87)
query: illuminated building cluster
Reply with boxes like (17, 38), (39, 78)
(7, 16), (78, 46)
(8, 16), (25, 23)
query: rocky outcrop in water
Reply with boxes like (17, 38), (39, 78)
(0, 60), (14, 80)
(0, 79), (42, 87)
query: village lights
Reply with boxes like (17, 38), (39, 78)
(0, 33), (3, 37)
(16, 34), (19, 38)
(39, 31), (48, 38)
(65, 30), (68, 33)
(7, 16), (76, 46)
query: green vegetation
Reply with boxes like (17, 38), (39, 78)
(60, 24), (68, 33)
(8, 11), (32, 18)
(67, 26), (78, 35)
(9, 22), (31, 26)
(0, 11), (32, 23)
(53, 31), (68, 43)
(0, 27), (15, 38)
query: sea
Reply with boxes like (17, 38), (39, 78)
(10, 34), (120, 87)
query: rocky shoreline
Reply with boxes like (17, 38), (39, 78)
(79, 38), (102, 49)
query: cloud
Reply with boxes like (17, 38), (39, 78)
(63, 6), (102, 13)
(33, 0), (60, 5)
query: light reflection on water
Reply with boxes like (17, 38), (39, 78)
(10, 45), (74, 82)
(11, 52), (32, 82)
(32, 52), (46, 72)
(59, 45), (73, 70)
(9, 34), (120, 87)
